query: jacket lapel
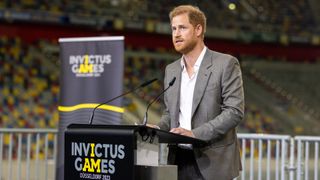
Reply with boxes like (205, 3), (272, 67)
(191, 50), (213, 119)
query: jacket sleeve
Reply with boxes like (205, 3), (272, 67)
(157, 66), (171, 131)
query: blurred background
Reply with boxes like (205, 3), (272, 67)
(1, 0), (320, 136)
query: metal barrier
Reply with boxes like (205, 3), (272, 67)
(236, 133), (292, 180)
(295, 136), (320, 180)
(0, 129), (319, 180)
(0, 128), (58, 180)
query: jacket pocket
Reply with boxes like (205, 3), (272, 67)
(205, 130), (236, 149)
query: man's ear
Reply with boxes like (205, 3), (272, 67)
(195, 24), (203, 37)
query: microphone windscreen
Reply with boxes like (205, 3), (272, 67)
(169, 77), (176, 86)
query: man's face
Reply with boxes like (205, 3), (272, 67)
(171, 13), (198, 54)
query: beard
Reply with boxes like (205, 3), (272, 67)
(174, 38), (197, 54)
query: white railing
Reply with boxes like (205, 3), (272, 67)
(237, 133), (292, 180)
(0, 129), (319, 180)
(295, 136), (320, 180)
(0, 128), (58, 180)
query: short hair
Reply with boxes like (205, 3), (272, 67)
(169, 5), (207, 37)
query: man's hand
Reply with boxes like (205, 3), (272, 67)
(170, 127), (195, 137)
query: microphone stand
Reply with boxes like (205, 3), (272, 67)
(142, 77), (176, 125)
(89, 78), (157, 125)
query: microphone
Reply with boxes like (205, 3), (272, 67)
(89, 78), (158, 125)
(142, 77), (176, 125)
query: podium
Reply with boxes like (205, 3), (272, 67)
(64, 124), (206, 180)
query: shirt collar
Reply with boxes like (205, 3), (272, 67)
(180, 46), (207, 71)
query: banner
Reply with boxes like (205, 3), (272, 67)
(56, 36), (124, 179)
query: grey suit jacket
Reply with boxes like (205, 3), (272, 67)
(158, 49), (244, 180)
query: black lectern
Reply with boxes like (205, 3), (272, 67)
(64, 124), (206, 180)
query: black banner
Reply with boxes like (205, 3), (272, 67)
(57, 36), (124, 179)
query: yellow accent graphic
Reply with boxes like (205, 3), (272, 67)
(82, 158), (101, 173)
(90, 158), (101, 173)
(58, 104), (124, 113)
(82, 158), (91, 171)
(79, 55), (93, 73)
(90, 143), (95, 157)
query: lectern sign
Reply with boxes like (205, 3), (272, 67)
(65, 127), (134, 180)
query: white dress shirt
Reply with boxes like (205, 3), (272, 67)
(179, 47), (207, 130)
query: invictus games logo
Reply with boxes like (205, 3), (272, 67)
(72, 142), (126, 179)
(69, 54), (112, 77)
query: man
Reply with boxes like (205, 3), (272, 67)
(157, 5), (244, 180)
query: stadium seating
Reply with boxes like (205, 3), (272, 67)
(0, 36), (59, 129)
(1, 2), (320, 174)
(0, 0), (317, 36)
(241, 57), (320, 135)
(246, 59), (320, 118)
(4, 35), (316, 135)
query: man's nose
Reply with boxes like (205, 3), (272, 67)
(173, 30), (181, 37)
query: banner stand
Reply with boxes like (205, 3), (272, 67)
(57, 36), (124, 180)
